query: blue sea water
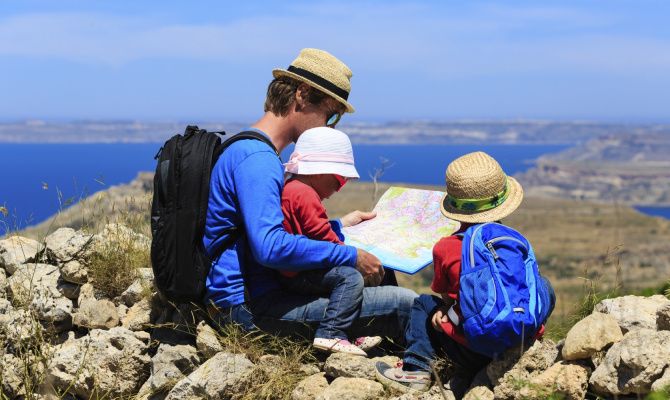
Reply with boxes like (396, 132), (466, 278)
(634, 206), (670, 219)
(0, 142), (570, 230)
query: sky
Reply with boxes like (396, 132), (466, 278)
(1, 0), (669, 122)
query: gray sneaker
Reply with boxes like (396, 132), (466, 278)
(375, 361), (432, 393)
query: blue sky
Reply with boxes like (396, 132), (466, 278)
(1, 1), (669, 122)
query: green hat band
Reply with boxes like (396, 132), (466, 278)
(446, 180), (509, 212)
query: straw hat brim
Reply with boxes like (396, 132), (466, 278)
(273, 69), (355, 113)
(440, 176), (524, 223)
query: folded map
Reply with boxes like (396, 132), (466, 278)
(342, 187), (460, 274)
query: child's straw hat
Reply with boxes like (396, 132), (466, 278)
(273, 48), (355, 113)
(440, 152), (524, 223)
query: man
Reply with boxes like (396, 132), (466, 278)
(203, 48), (417, 343)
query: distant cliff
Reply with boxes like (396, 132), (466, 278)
(517, 133), (670, 206)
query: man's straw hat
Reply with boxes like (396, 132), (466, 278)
(440, 152), (524, 223)
(273, 48), (355, 113)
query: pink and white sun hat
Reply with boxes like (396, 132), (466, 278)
(284, 127), (360, 179)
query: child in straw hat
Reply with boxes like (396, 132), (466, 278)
(279, 126), (381, 356)
(375, 151), (555, 395)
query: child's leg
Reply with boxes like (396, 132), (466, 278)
(282, 266), (364, 340)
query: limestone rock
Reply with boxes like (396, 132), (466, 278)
(651, 367), (670, 393)
(657, 303), (670, 331)
(100, 223), (151, 249)
(43, 327), (151, 399)
(59, 260), (88, 284)
(77, 283), (96, 305)
(73, 298), (119, 329)
(463, 386), (494, 400)
(488, 339), (560, 399)
(0, 236), (42, 274)
(292, 373), (329, 400)
(316, 377), (384, 400)
(589, 329), (670, 396)
(0, 267), (6, 297)
(594, 295), (670, 333)
(45, 228), (98, 264)
(591, 350), (607, 369)
(165, 352), (253, 400)
(562, 312), (623, 360)
(120, 267), (154, 306)
(195, 321), (223, 360)
(56, 280), (80, 300)
(137, 344), (200, 399)
(388, 384), (456, 400)
(519, 361), (590, 400)
(300, 363), (322, 376)
(324, 352), (400, 380)
(7, 263), (72, 330)
(0, 302), (35, 345)
(1, 353), (24, 398)
(121, 298), (151, 331)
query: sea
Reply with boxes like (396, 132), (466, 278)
(1, 142), (667, 231)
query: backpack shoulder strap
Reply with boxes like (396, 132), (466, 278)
(221, 130), (280, 159)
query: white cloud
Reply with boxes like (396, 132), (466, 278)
(0, 4), (669, 78)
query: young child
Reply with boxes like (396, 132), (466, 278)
(375, 151), (555, 395)
(280, 126), (381, 356)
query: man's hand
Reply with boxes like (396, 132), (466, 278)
(431, 305), (450, 332)
(341, 210), (377, 228)
(355, 248), (384, 286)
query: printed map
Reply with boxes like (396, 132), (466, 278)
(342, 187), (460, 274)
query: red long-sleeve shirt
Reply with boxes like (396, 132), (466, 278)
(280, 179), (343, 277)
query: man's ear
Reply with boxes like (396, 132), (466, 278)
(294, 83), (311, 111)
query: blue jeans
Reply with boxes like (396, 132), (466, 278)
(208, 275), (418, 344)
(403, 277), (557, 374)
(279, 266), (363, 340)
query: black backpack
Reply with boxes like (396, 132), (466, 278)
(150, 125), (277, 303)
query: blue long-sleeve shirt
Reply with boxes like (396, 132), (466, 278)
(203, 130), (359, 307)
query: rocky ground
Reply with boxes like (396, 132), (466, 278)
(2, 224), (670, 399)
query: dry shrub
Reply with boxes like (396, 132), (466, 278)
(86, 226), (149, 299)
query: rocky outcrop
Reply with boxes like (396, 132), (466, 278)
(43, 327), (151, 398)
(164, 352), (254, 400)
(2, 225), (670, 399)
(589, 329), (670, 396)
(594, 295), (670, 333)
(561, 312), (623, 360)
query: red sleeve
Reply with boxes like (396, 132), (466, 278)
(430, 236), (461, 300)
(283, 180), (342, 245)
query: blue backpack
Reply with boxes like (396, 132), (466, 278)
(457, 223), (552, 358)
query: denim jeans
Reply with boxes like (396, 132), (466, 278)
(403, 277), (557, 374)
(279, 266), (364, 340)
(208, 272), (418, 345)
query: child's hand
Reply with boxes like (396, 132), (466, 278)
(355, 248), (384, 286)
(431, 306), (450, 332)
(340, 210), (377, 227)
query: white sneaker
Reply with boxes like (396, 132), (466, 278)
(313, 338), (367, 356)
(354, 336), (383, 351)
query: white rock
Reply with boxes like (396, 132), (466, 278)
(594, 295), (670, 333)
(0, 236), (42, 274)
(324, 352), (400, 380)
(165, 352), (253, 399)
(45, 228), (98, 264)
(562, 312), (623, 360)
(521, 361), (590, 400)
(1, 352), (24, 398)
(59, 260), (88, 284)
(0, 267), (6, 297)
(121, 298), (151, 331)
(316, 377), (384, 400)
(56, 280), (80, 300)
(73, 297), (119, 329)
(589, 329), (670, 396)
(463, 386), (494, 400)
(120, 267), (154, 306)
(195, 320), (223, 359)
(291, 373), (329, 400)
(137, 344), (200, 398)
(651, 367), (670, 393)
(7, 263), (72, 330)
(43, 327), (151, 398)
